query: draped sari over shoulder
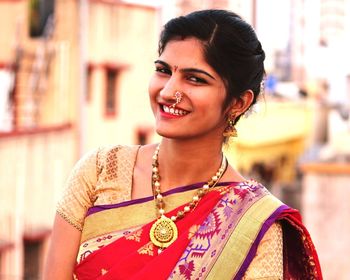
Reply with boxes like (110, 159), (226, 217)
(73, 180), (322, 280)
(57, 145), (322, 280)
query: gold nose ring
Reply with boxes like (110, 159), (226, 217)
(170, 91), (183, 108)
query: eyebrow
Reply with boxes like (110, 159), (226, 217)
(154, 60), (216, 80)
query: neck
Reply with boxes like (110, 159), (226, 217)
(156, 137), (224, 192)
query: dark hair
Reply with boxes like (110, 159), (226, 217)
(159, 9), (265, 123)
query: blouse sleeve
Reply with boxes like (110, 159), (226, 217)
(243, 222), (283, 280)
(56, 148), (101, 231)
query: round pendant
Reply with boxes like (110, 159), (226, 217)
(150, 215), (178, 249)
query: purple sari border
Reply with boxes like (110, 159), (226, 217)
(234, 204), (290, 280)
(86, 181), (237, 217)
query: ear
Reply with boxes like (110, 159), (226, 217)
(225, 90), (254, 117)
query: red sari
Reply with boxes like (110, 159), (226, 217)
(74, 180), (322, 279)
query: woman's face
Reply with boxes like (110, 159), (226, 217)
(148, 37), (228, 141)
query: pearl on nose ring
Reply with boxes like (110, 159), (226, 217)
(170, 91), (183, 108)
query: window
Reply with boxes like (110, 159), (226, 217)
(29, 0), (55, 37)
(136, 126), (153, 145)
(86, 65), (93, 102)
(137, 129), (148, 145)
(105, 68), (118, 116)
(24, 239), (42, 280)
(23, 228), (50, 280)
(102, 62), (129, 117)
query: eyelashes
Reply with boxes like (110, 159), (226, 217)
(154, 66), (208, 85)
(187, 76), (207, 84)
(155, 66), (171, 75)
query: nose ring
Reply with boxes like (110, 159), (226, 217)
(170, 91), (183, 108)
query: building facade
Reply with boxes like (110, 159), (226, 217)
(0, 0), (159, 278)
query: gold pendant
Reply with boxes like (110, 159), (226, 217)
(149, 215), (178, 249)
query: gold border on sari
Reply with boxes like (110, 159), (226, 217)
(80, 188), (201, 243)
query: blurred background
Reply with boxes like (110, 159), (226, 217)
(0, 0), (349, 279)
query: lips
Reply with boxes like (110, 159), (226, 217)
(161, 104), (189, 116)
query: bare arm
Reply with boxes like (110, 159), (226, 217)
(43, 214), (82, 280)
(43, 148), (101, 279)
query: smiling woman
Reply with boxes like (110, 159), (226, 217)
(44, 10), (323, 280)
(149, 38), (229, 141)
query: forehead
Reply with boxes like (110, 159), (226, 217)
(159, 38), (207, 67)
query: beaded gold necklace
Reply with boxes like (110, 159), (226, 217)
(149, 144), (228, 251)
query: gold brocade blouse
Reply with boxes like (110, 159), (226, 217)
(57, 145), (283, 279)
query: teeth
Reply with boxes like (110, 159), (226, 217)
(162, 105), (188, 116)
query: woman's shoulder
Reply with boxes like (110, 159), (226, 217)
(96, 144), (141, 158)
(71, 144), (141, 180)
(89, 144), (141, 169)
(230, 179), (288, 214)
(233, 179), (272, 197)
(82, 144), (142, 206)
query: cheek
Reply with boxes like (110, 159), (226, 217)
(148, 74), (166, 99)
(148, 75), (162, 115)
(148, 75), (157, 99)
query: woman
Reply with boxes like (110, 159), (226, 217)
(44, 10), (322, 279)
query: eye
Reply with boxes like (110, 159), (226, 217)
(155, 66), (171, 75)
(187, 75), (207, 84)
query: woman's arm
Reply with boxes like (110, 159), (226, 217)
(43, 214), (82, 280)
(43, 148), (101, 279)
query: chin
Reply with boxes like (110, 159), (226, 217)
(155, 128), (178, 139)
(155, 127), (187, 140)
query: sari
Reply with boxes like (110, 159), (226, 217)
(73, 180), (322, 280)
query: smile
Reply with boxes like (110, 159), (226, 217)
(162, 105), (189, 116)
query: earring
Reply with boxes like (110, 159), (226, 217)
(170, 91), (183, 108)
(223, 118), (237, 137)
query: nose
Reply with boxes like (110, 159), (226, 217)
(159, 76), (180, 103)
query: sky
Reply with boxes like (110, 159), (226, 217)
(122, 0), (292, 58)
(256, 0), (290, 51)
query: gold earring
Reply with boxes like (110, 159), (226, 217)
(223, 119), (237, 137)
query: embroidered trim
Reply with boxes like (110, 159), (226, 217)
(125, 228), (143, 243)
(188, 225), (200, 240)
(137, 242), (154, 256)
(56, 209), (83, 231)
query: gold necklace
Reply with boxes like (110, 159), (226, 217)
(149, 144), (227, 250)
